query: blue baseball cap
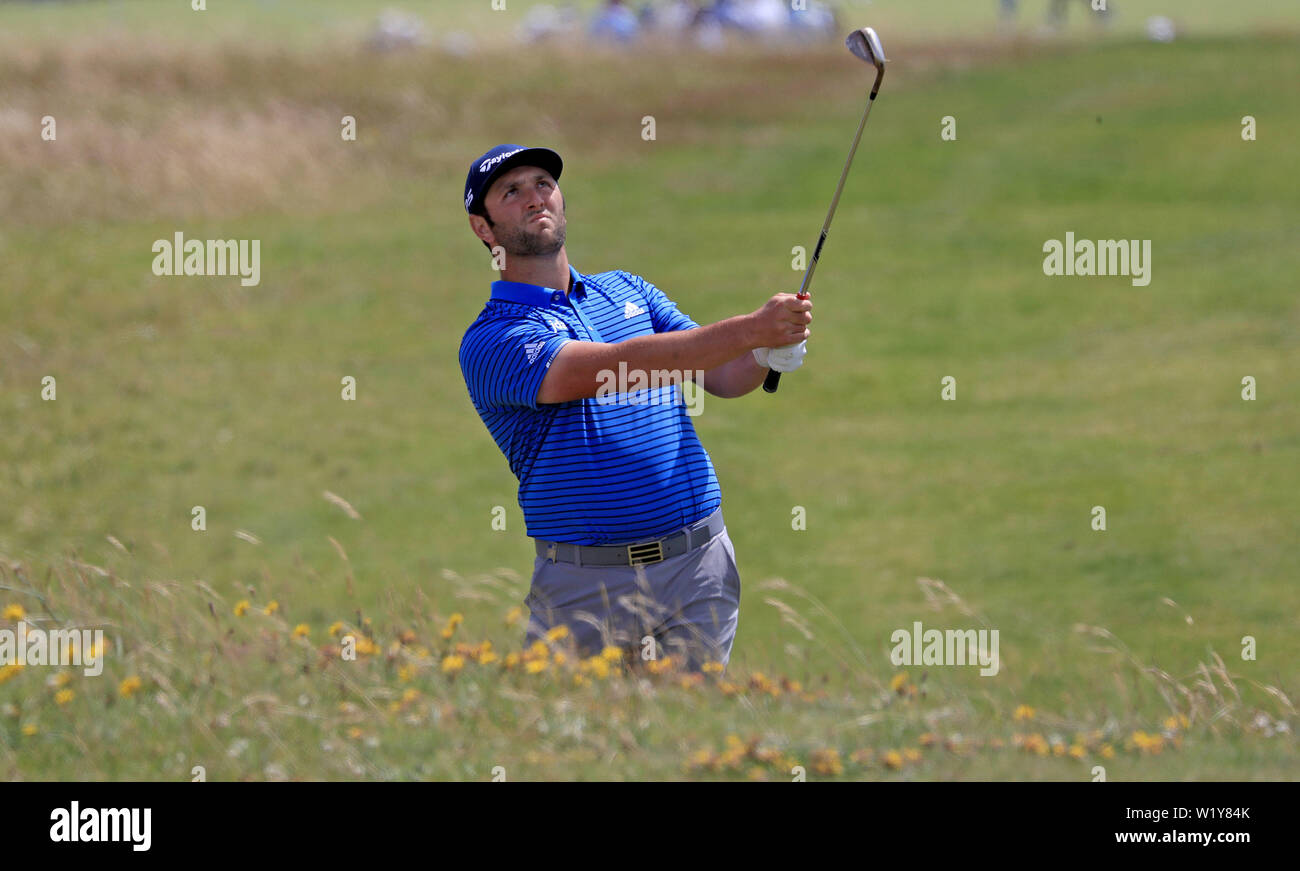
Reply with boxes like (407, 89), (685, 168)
(464, 144), (563, 216)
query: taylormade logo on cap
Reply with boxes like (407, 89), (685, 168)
(479, 147), (525, 175)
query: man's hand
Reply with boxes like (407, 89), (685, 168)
(753, 340), (807, 373)
(749, 293), (813, 349)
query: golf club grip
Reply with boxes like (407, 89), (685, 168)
(762, 368), (782, 393)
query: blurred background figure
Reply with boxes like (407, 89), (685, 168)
(590, 0), (641, 43)
(787, 0), (838, 40)
(999, 0), (1019, 24)
(518, 3), (583, 43)
(1047, 0), (1113, 31)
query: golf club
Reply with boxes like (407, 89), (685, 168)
(764, 26), (887, 394)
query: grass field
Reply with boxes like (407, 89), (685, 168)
(0, 1), (1297, 780)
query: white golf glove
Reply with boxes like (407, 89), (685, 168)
(753, 340), (807, 373)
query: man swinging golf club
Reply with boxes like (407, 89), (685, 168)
(458, 28), (885, 672)
(458, 143), (809, 671)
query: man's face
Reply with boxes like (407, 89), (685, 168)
(473, 165), (566, 256)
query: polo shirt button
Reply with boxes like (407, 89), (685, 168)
(552, 292), (562, 302)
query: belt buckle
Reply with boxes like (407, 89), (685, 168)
(627, 540), (664, 566)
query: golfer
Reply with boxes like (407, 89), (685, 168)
(458, 144), (811, 671)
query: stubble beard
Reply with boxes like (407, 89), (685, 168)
(497, 206), (566, 257)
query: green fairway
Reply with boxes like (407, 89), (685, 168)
(0, 9), (1296, 779)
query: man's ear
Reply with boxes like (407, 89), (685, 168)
(469, 214), (495, 248)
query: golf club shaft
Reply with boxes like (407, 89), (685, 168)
(764, 64), (885, 394)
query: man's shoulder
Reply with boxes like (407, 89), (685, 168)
(459, 300), (546, 365)
(583, 268), (663, 300)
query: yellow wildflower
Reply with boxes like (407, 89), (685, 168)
(889, 672), (908, 693)
(504, 606), (523, 627)
(701, 661), (724, 675)
(503, 652), (520, 670)
(882, 750), (903, 770)
(54, 689), (74, 706)
(1069, 744), (1085, 759)
(328, 621), (344, 637)
(21, 724), (37, 737)
(0, 663), (23, 684)
(810, 748), (843, 776)
(118, 675), (143, 698)
(1013, 704), (1035, 721)
(601, 645), (623, 663)
(233, 600), (250, 617)
(263, 600), (279, 615)
(292, 624), (310, 639)
(2, 603), (25, 621)
(440, 613), (464, 639)
(545, 624), (570, 643)
(441, 655), (465, 675)
(553, 652), (567, 667)
(525, 660), (547, 674)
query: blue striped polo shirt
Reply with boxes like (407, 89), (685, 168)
(459, 264), (721, 545)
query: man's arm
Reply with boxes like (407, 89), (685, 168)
(699, 351), (768, 399)
(537, 293), (812, 405)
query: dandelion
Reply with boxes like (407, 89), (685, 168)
(600, 646), (623, 663)
(889, 672), (908, 693)
(583, 657), (610, 680)
(573, 674), (590, 688)
(810, 748), (843, 776)
(401, 688), (420, 704)
(646, 656), (675, 675)
(504, 606), (523, 627)
(919, 732), (938, 747)
(347, 727), (363, 740)
(263, 600), (279, 615)
(399, 629), (417, 644)
(54, 689), (74, 706)
(328, 621), (344, 637)
(526, 640), (550, 661)
(1068, 744), (1085, 760)
(21, 724), (37, 737)
(1100, 744), (1115, 759)
(902, 747), (922, 764)
(441, 655), (465, 675)
(119, 676), (143, 698)
(701, 661), (724, 675)
(503, 652), (520, 670)
(292, 624), (310, 639)
(440, 613), (464, 639)
(354, 636), (380, 656)
(0, 664), (23, 685)
(1013, 704), (1035, 721)
(478, 650), (499, 666)
(525, 660), (547, 675)
(2, 603), (24, 621)
(882, 750), (903, 770)
(553, 652), (567, 668)
(545, 624), (570, 643)
(233, 600), (250, 617)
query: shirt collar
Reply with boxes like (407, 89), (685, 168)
(490, 264), (586, 306)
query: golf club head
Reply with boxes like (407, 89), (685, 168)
(846, 27), (886, 70)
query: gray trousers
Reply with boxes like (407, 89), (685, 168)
(524, 525), (741, 672)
